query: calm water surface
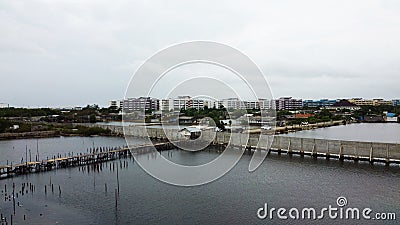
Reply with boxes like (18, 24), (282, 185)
(0, 136), (128, 166)
(0, 136), (399, 225)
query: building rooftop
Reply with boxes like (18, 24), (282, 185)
(332, 100), (357, 107)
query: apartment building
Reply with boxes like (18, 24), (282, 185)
(273, 97), (302, 110)
(173, 96), (205, 110)
(109, 100), (123, 109)
(122, 97), (159, 111)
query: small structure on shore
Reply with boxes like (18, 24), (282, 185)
(178, 116), (196, 124)
(179, 127), (201, 139)
(363, 114), (384, 123)
(384, 112), (397, 122)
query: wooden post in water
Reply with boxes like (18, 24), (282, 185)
(37, 139), (39, 161)
(116, 165), (120, 194)
(369, 143), (374, 163)
(115, 189), (118, 208)
(386, 144), (390, 165)
(312, 140), (316, 157)
(299, 138), (304, 155)
(25, 146), (28, 168)
(354, 143), (359, 161)
(12, 183), (15, 215)
(326, 141), (330, 159)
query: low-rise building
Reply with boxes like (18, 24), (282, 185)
(0, 103), (9, 108)
(294, 113), (315, 119)
(372, 99), (392, 106)
(303, 99), (337, 108)
(326, 100), (361, 111)
(348, 98), (374, 106)
(349, 98), (392, 106)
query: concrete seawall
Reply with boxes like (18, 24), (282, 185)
(81, 123), (400, 163)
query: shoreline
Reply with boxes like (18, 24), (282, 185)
(0, 131), (120, 141)
(0, 121), (397, 141)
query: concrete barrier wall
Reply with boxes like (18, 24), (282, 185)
(270, 136), (400, 161)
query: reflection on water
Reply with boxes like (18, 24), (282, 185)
(0, 136), (399, 225)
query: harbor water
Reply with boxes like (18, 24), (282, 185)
(0, 124), (399, 224)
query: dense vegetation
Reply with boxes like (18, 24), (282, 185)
(0, 119), (33, 133)
(353, 105), (400, 119)
(61, 126), (112, 136)
(0, 108), (60, 117)
(180, 107), (228, 130)
(0, 119), (12, 132)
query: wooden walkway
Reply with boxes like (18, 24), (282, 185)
(0, 141), (176, 179)
(2, 131), (399, 179)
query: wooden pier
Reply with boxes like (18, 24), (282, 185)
(0, 141), (176, 179)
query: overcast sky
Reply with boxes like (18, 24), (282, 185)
(1, 0), (399, 107)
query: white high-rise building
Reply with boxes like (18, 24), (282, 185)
(160, 99), (174, 111)
(109, 100), (123, 109)
(0, 103), (9, 108)
(173, 96), (205, 110)
(258, 99), (272, 110)
(173, 96), (191, 110)
(221, 98), (272, 110)
(222, 98), (246, 110)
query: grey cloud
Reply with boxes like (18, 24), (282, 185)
(0, 0), (399, 107)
